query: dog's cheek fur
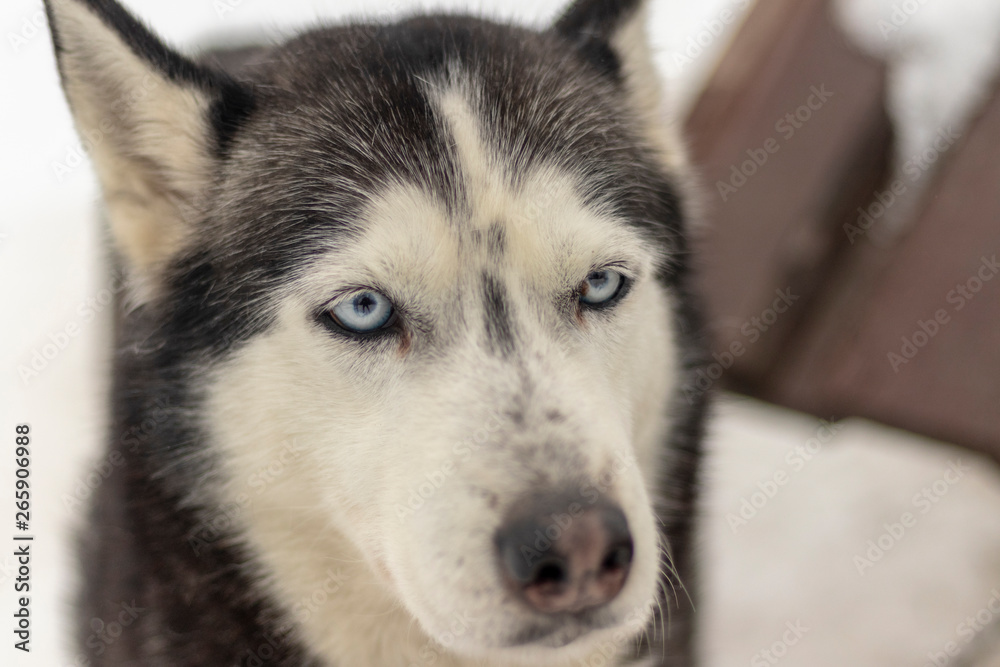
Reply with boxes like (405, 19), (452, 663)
(380, 280), (676, 656)
(199, 268), (678, 666)
(201, 309), (415, 663)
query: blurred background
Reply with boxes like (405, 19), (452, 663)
(1, 0), (999, 665)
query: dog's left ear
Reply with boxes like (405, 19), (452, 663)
(554, 0), (679, 162)
(44, 0), (254, 291)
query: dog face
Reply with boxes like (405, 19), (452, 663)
(46, 0), (699, 664)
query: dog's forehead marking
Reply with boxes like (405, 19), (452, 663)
(427, 81), (654, 269)
(295, 78), (656, 353)
(480, 270), (515, 357)
(468, 221), (507, 259)
(434, 85), (498, 229)
(433, 83), (543, 355)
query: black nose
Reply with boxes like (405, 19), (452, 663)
(495, 495), (633, 615)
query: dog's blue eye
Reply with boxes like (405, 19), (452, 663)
(580, 269), (625, 306)
(330, 291), (395, 333)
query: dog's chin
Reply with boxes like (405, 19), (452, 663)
(508, 616), (615, 649)
(447, 609), (649, 666)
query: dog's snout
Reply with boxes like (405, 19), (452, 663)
(495, 496), (633, 615)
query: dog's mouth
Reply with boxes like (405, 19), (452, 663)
(505, 610), (619, 649)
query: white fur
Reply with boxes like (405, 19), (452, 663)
(610, 3), (689, 173)
(47, 0), (213, 296)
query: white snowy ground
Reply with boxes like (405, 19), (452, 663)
(835, 0), (1000, 240)
(700, 398), (1000, 667)
(2, 0), (1000, 665)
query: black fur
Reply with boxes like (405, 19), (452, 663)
(486, 221), (507, 257)
(482, 272), (517, 357)
(73, 300), (323, 664)
(554, 0), (642, 78)
(44, 0), (255, 158)
(46, 0), (710, 664)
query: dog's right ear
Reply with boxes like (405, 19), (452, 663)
(44, 0), (254, 289)
(554, 1), (687, 169)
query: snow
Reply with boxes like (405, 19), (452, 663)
(834, 0), (1000, 240)
(700, 396), (1000, 667)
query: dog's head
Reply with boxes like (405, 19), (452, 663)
(46, 0), (703, 663)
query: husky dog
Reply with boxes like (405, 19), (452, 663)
(44, 0), (709, 664)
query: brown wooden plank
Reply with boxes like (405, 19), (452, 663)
(767, 81), (1000, 456)
(685, 0), (891, 386)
